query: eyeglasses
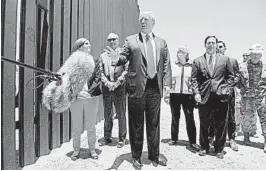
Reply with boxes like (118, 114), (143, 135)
(218, 45), (224, 49)
(108, 38), (117, 42)
(177, 50), (186, 54)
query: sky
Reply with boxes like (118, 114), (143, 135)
(138, 0), (266, 62)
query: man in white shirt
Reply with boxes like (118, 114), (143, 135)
(107, 12), (172, 169)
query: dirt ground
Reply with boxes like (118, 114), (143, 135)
(23, 100), (266, 170)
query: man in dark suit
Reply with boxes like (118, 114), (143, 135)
(218, 40), (239, 151)
(208, 41), (240, 152)
(191, 36), (234, 159)
(107, 11), (172, 169)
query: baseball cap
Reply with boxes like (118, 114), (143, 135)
(243, 52), (250, 56)
(107, 33), (119, 40)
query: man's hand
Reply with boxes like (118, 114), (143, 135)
(163, 86), (170, 105)
(104, 46), (119, 62)
(195, 94), (202, 103)
(164, 86), (170, 95)
(106, 81), (116, 91)
(113, 81), (121, 90)
(234, 77), (240, 83)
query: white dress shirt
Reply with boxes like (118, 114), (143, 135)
(141, 32), (157, 72)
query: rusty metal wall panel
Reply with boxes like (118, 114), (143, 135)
(89, 0), (100, 56)
(89, 0), (140, 57)
(1, 0), (17, 169)
(83, 0), (90, 39)
(35, 6), (50, 157)
(86, 0), (140, 124)
(19, 0), (36, 166)
(71, 0), (78, 47)
(49, 0), (62, 149)
(78, 0), (84, 38)
(61, 0), (71, 143)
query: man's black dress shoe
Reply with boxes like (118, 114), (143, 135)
(148, 156), (167, 166)
(190, 143), (200, 151)
(132, 159), (142, 170)
(216, 152), (224, 159)
(99, 138), (112, 146)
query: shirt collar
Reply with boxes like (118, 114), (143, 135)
(141, 32), (153, 41)
(175, 59), (192, 66)
(205, 53), (216, 62)
(205, 53), (216, 58)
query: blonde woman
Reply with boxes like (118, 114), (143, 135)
(165, 46), (198, 150)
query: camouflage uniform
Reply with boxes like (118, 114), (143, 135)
(257, 67), (266, 138)
(234, 87), (242, 132)
(239, 60), (266, 138)
(237, 62), (257, 134)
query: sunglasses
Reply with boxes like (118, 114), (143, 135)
(218, 45), (224, 49)
(108, 38), (117, 42)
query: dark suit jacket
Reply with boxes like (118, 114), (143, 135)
(229, 58), (240, 75)
(229, 57), (240, 87)
(191, 54), (234, 104)
(117, 33), (172, 98)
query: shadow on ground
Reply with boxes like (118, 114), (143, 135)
(235, 140), (264, 150)
(66, 148), (102, 160)
(161, 139), (200, 153)
(107, 152), (168, 170)
(97, 137), (130, 147)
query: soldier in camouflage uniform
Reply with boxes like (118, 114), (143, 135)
(235, 52), (251, 136)
(239, 43), (266, 152)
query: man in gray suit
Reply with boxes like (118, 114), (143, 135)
(107, 11), (172, 169)
(208, 41), (239, 152)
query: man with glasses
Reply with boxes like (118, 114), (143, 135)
(99, 33), (128, 148)
(239, 43), (266, 152)
(242, 52), (250, 63)
(218, 41), (239, 151)
(191, 36), (234, 159)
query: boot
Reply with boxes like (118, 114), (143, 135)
(250, 131), (259, 138)
(229, 139), (239, 151)
(244, 132), (250, 144)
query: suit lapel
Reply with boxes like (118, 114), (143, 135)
(154, 35), (160, 67)
(136, 33), (146, 59)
